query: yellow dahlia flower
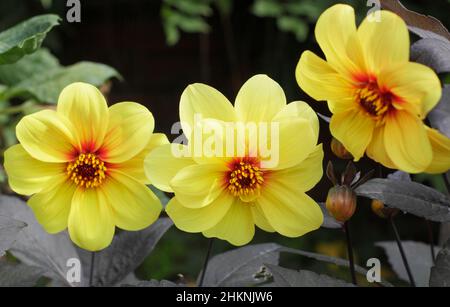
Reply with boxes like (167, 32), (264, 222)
(4, 82), (165, 251)
(296, 4), (450, 174)
(145, 75), (324, 246)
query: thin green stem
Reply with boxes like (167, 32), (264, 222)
(390, 217), (416, 287)
(343, 221), (357, 285)
(425, 219), (436, 263)
(198, 238), (214, 287)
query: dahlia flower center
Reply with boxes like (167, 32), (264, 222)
(66, 153), (107, 188)
(356, 81), (393, 118)
(227, 158), (264, 197)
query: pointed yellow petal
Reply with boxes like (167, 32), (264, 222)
(144, 143), (195, 192)
(273, 101), (320, 141)
(170, 163), (227, 208)
(203, 200), (254, 246)
(257, 180), (323, 237)
(330, 109), (375, 161)
(180, 83), (235, 139)
(366, 125), (397, 170)
(379, 62), (441, 117)
(101, 102), (155, 163)
(16, 109), (79, 162)
(116, 133), (169, 184)
(296, 51), (353, 101)
(101, 170), (161, 231)
(251, 204), (274, 232)
(424, 127), (450, 174)
(384, 111), (432, 173)
(57, 82), (109, 152)
(358, 10), (409, 72)
(68, 188), (115, 251)
(268, 117), (316, 170)
(235, 74), (286, 123)
(165, 193), (234, 233)
(315, 4), (360, 75)
(28, 174), (76, 233)
(270, 144), (324, 192)
(4, 144), (65, 195)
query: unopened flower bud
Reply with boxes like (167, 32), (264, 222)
(331, 137), (353, 159)
(371, 199), (399, 219)
(326, 185), (357, 222)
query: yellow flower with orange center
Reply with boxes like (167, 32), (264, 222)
(296, 4), (450, 173)
(145, 75), (324, 246)
(4, 82), (166, 251)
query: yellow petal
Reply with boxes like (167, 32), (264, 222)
(270, 144), (324, 192)
(296, 51), (354, 101)
(101, 170), (161, 231)
(257, 180), (323, 237)
(68, 187), (115, 251)
(379, 62), (441, 117)
(28, 174), (76, 234)
(170, 163), (227, 208)
(235, 75), (286, 123)
(4, 144), (64, 195)
(314, 4), (360, 75)
(115, 133), (169, 184)
(330, 109), (375, 161)
(366, 125), (397, 170)
(268, 117), (317, 170)
(57, 82), (109, 152)
(101, 102), (155, 163)
(203, 200), (254, 246)
(144, 143), (195, 192)
(180, 83), (235, 139)
(273, 101), (320, 141)
(384, 111), (432, 173)
(16, 109), (79, 163)
(358, 10), (409, 72)
(165, 192), (234, 233)
(424, 127), (450, 174)
(251, 204), (274, 232)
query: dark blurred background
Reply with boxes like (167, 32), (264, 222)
(1, 0), (449, 285)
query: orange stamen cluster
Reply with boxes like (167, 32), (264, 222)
(67, 153), (107, 188)
(227, 159), (264, 197)
(356, 81), (393, 119)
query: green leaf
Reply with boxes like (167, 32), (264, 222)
(376, 241), (440, 287)
(355, 178), (450, 222)
(0, 14), (60, 65)
(276, 16), (309, 42)
(265, 264), (354, 287)
(4, 61), (121, 103)
(430, 239), (450, 286)
(0, 48), (59, 86)
(251, 0), (283, 17)
(165, 0), (213, 16)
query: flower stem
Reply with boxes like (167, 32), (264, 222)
(343, 221), (357, 285)
(425, 219), (436, 263)
(198, 238), (214, 287)
(443, 173), (450, 195)
(89, 251), (96, 287)
(389, 217), (416, 287)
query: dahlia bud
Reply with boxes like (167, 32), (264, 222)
(326, 185), (357, 222)
(330, 137), (353, 159)
(371, 199), (399, 219)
